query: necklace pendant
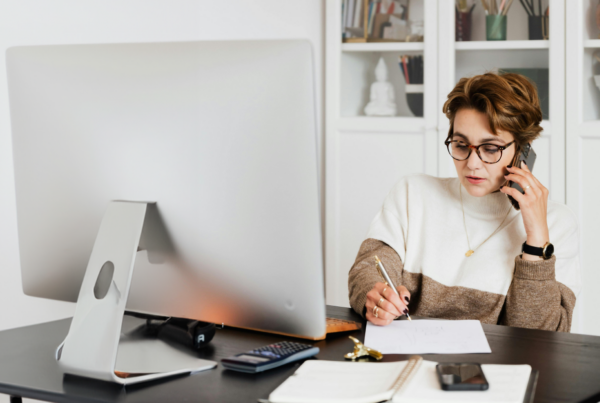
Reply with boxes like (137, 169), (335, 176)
(466, 250), (474, 257)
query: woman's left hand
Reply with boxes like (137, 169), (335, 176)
(500, 163), (550, 259)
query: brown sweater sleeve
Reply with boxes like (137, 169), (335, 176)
(500, 255), (576, 332)
(348, 238), (404, 318)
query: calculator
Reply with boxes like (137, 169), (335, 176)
(221, 341), (319, 373)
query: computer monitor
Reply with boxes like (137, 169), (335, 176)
(7, 40), (325, 342)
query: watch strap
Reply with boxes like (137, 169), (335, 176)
(522, 242), (553, 260)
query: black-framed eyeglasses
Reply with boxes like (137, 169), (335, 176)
(444, 139), (515, 164)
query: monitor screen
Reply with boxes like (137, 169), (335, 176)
(7, 40), (325, 338)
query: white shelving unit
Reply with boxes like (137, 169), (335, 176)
(566, 0), (600, 336)
(326, 0), (600, 337)
(342, 42), (425, 51)
(454, 40), (550, 50)
(582, 39), (600, 48)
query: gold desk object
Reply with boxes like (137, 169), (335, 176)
(344, 336), (383, 361)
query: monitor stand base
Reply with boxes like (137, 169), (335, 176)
(55, 201), (216, 385)
(114, 315), (216, 380)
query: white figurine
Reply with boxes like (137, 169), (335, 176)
(364, 57), (397, 116)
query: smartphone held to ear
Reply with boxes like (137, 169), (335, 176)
(436, 363), (489, 391)
(506, 143), (536, 210)
(509, 143), (537, 194)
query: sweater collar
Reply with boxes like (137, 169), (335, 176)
(450, 177), (514, 218)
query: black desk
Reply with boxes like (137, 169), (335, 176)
(1, 306), (599, 403)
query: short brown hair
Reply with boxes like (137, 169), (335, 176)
(442, 72), (543, 157)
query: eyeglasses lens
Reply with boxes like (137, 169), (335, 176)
(449, 142), (501, 164)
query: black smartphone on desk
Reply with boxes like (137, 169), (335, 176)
(436, 363), (489, 391)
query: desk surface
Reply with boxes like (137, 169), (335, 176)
(0, 306), (599, 403)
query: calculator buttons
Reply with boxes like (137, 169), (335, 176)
(222, 341), (319, 373)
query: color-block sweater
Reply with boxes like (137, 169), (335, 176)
(348, 174), (581, 332)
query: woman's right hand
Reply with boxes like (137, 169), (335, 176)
(365, 282), (411, 326)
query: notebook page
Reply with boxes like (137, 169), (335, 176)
(268, 360), (407, 403)
(394, 361), (532, 403)
(365, 320), (492, 354)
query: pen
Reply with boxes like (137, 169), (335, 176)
(374, 256), (411, 321)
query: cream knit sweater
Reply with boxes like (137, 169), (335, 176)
(348, 174), (581, 332)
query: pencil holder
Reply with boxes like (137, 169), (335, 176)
(486, 15), (507, 41)
(528, 16), (549, 40)
(405, 84), (424, 117)
(455, 10), (472, 41)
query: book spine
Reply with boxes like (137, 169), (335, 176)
(398, 58), (405, 82)
(354, 0), (363, 27)
(342, 0), (346, 38)
(368, 2), (376, 36)
(402, 56), (409, 84)
(347, 0), (356, 29)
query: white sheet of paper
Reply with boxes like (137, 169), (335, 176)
(365, 320), (492, 354)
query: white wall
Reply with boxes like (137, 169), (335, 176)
(0, 1), (324, 335)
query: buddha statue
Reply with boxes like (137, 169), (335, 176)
(364, 57), (397, 116)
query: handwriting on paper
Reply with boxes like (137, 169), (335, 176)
(365, 320), (492, 354)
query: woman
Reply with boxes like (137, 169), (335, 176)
(348, 73), (581, 332)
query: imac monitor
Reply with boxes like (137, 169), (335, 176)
(7, 40), (325, 340)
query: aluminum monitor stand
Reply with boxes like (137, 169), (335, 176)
(55, 201), (216, 385)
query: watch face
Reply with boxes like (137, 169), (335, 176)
(543, 243), (554, 259)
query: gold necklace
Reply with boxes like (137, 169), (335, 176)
(460, 183), (512, 257)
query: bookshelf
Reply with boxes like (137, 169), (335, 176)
(326, 0), (600, 337)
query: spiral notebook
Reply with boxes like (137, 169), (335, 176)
(267, 356), (537, 403)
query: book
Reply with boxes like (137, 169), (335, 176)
(401, 55), (409, 83)
(347, 0), (356, 29)
(398, 55), (425, 85)
(341, 0), (346, 38)
(267, 357), (537, 403)
(342, 0), (350, 32)
(353, 0), (363, 27)
(367, 2), (377, 35)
